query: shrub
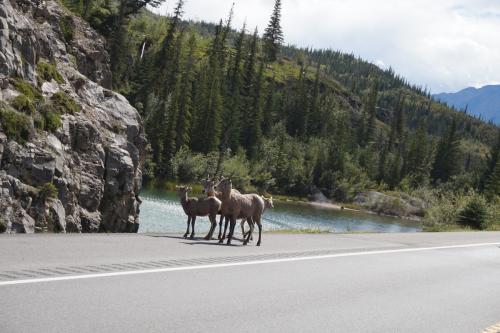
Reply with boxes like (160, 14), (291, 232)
(0, 217), (6, 233)
(10, 94), (36, 114)
(59, 16), (74, 42)
(457, 195), (489, 230)
(170, 147), (210, 183)
(9, 77), (43, 101)
(42, 109), (62, 132)
(37, 61), (64, 84)
(39, 183), (58, 201)
(50, 92), (80, 114)
(0, 106), (32, 143)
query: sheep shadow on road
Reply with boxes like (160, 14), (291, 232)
(148, 234), (246, 246)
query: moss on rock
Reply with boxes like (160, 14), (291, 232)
(50, 91), (80, 115)
(37, 61), (64, 84)
(10, 94), (36, 114)
(0, 103), (32, 143)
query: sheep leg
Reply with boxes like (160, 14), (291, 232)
(226, 217), (236, 245)
(219, 216), (229, 244)
(205, 215), (216, 240)
(217, 215), (224, 240)
(243, 217), (253, 245)
(190, 216), (196, 239)
(183, 217), (191, 238)
(256, 217), (262, 246)
(240, 219), (245, 238)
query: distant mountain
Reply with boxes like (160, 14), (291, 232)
(434, 85), (500, 124)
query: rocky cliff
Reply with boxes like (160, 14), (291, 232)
(0, 0), (146, 233)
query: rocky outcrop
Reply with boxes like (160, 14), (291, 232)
(0, 0), (146, 233)
(353, 191), (428, 219)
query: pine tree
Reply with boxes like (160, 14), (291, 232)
(240, 28), (259, 150)
(262, 77), (279, 136)
(485, 159), (500, 199)
(263, 0), (284, 62)
(192, 19), (228, 153)
(246, 62), (265, 158)
(431, 117), (460, 183)
(388, 92), (405, 151)
(482, 129), (500, 190)
(406, 120), (431, 187)
(363, 79), (379, 145)
(307, 62), (322, 135)
(154, 0), (184, 97)
(175, 33), (196, 150)
(222, 24), (246, 151)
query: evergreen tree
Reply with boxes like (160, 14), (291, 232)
(485, 159), (500, 199)
(222, 24), (246, 151)
(482, 129), (500, 190)
(175, 33), (196, 150)
(431, 117), (460, 183)
(240, 28), (259, 150)
(307, 62), (322, 135)
(263, 0), (284, 62)
(363, 79), (379, 145)
(405, 120), (432, 187)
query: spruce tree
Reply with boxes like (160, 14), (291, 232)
(223, 24), (246, 151)
(482, 129), (500, 190)
(363, 79), (379, 146)
(175, 33), (196, 150)
(263, 0), (284, 62)
(485, 160), (500, 199)
(431, 117), (460, 183)
(240, 28), (259, 150)
(406, 120), (431, 187)
(307, 62), (322, 135)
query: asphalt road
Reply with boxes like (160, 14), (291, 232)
(1, 232), (500, 333)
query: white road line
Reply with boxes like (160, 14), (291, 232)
(1, 242), (499, 286)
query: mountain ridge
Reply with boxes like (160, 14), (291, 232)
(433, 85), (500, 124)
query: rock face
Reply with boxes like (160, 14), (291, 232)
(0, 0), (146, 233)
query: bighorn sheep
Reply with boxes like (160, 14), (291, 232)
(201, 177), (241, 241)
(241, 196), (274, 240)
(175, 186), (221, 240)
(215, 178), (265, 246)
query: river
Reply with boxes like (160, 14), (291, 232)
(138, 188), (421, 234)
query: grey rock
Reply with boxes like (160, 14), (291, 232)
(0, 0), (146, 233)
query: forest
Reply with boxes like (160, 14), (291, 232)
(61, 0), (500, 229)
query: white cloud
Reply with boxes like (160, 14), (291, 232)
(153, 0), (500, 93)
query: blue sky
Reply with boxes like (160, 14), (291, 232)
(153, 0), (500, 93)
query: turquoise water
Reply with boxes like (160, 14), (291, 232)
(138, 188), (421, 234)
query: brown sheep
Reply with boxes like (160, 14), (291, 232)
(241, 196), (274, 240)
(201, 177), (241, 241)
(215, 178), (265, 246)
(175, 186), (221, 240)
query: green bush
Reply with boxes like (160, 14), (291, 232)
(0, 217), (6, 233)
(59, 16), (74, 42)
(10, 94), (36, 114)
(50, 91), (80, 114)
(42, 109), (62, 132)
(457, 195), (489, 230)
(9, 78), (43, 101)
(0, 106), (32, 143)
(39, 183), (58, 201)
(37, 61), (64, 84)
